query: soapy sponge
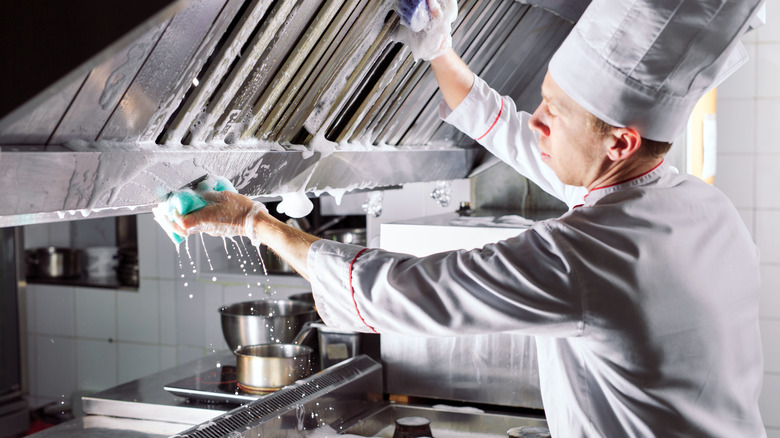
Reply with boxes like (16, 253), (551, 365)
(396, 0), (430, 32)
(154, 176), (238, 245)
(394, 0), (458, 61)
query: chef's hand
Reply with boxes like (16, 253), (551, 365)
(166, 191), (266, 244)
(396, 0), (458, 61)
(167, 191), (319, 280)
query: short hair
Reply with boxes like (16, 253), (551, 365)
(589, 115), (673, 158)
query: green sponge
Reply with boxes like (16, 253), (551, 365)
(159, 176), (237, 245)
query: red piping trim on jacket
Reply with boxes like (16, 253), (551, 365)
(475, 98), (504, 141)
(349, 248), (377, 333)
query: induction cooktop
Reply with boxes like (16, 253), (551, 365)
(164, 365), (273, 404)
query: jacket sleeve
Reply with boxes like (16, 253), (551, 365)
(440, 74), (587, 209)
(307, 222), (584, 338)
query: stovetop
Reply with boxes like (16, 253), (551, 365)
(163, 366), (271, 404)
(171, 355), (548, 438)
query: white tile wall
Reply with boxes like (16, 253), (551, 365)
(74, 287), (116, 340)
(118, 343), (160, 384)
(34, 285), (75, 337)
(757, 155), (780, 208)
(718, 15), (780, 434)
(159, 279), (178, 345)
(175, 280), (205, 347)
(756, 100), (780, 153)
(23, 213), (309, 409)
(34, 335), (76, 400)
(762, 320), (780, 374)
(715, 155), (755, 209)
(757, 43), (780, 98)
(761, 265), (780, 319)
(76, 339), (117, 392)
(716, 98), (755, 154)
(117, 280), (160, 344)
(762, 375), (780, 429)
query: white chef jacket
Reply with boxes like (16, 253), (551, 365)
(307, 75), (765, 436)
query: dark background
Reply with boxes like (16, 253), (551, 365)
(0, 1), (179, 120)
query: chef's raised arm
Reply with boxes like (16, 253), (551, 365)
(429, 49), (587, 208)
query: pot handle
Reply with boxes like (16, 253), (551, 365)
(293, 321), (319, 346)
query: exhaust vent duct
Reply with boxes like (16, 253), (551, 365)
(0, 0), (578, 226)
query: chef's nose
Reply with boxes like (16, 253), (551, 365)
(528, 104), (550, 137)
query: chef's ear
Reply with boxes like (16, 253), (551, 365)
(606, 126), (642, 162)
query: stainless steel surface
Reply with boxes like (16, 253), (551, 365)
(471, 161), (567, 212)
(25, 247), (83, 279)
(82, 351), (236, 425)
(220, 299), (317, 351)
(175, 354), (384, 437)
(26, 416), (189, 438)
(343, 404), (547, 438)
(0, 147), (478, 227)
(0, 0), (573, 226)
(260, 244), (295, 273)
(315, 323), (362, 369)
(382, 327), (544, 410)
(379, 210), (567, 409)
(392, 415), (433, 438)
(289, 292), (315, 304)
(0, 399), (29, 438)
(322, 227), (367, 245)
(235, 344), (313, 392)
(0, 227), (26, 438)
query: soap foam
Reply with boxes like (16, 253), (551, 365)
(277, 192), (314, 218)
(394, 0), (458, 61)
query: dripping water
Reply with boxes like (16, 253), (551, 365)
(200, 234), (214, 271)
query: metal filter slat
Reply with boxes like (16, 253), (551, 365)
(163, 0), (276, 144)
(188, 0), (300, 144)
(211, 0), (326, 143)
(241, 0), (346, 140)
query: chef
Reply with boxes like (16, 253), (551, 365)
(158, 0), (767, 435)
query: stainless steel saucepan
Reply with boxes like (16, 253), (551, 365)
(235, 322), (317, 393)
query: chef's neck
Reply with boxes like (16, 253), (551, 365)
(586, 155), (664, 192)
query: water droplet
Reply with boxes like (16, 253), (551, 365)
(188, 294), (193, 299)
(184, 282), (189, 287)
(212, 276), (217, 282)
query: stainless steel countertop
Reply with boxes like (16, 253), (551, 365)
(25, 416), (192, 438)
(30, 351), (238, 437)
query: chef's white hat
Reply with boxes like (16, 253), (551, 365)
(549, 0), (766, 142)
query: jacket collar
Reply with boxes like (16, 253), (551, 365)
(582, 160), (667, 206)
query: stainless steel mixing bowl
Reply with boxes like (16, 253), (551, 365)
(220, 299), (317, 352)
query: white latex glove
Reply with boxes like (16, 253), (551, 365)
(161, 191), (269, 246)
(395, 0), (459, 61)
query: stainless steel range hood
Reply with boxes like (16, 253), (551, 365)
(0, 0), (582, 226)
